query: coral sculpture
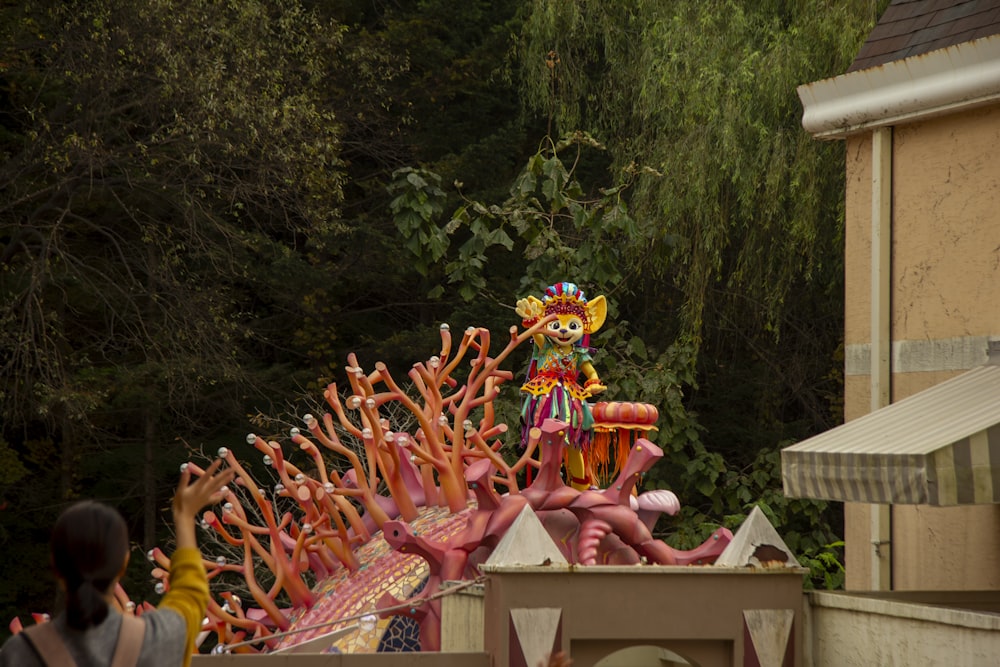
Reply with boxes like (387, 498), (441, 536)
(92, 320), (730, 655)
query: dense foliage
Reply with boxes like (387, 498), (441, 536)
(1, 0), (882, 626)
(510, 0), (884, 583)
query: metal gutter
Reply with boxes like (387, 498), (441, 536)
(798, 35), (1000, 139)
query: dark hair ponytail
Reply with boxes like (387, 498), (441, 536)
(50, 501), (129, 630)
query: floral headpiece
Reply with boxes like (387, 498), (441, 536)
(542, 282), (588, 324)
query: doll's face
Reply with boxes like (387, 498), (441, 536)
(544, 313), (585, 347)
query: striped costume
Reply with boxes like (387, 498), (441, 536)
(520, 336), (595, 450)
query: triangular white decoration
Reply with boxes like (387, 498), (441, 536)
(715, 505), (801, 568)
(511, 608), (561, 667)
(485, 505), (568, 567)
(743, 608), (794, 667)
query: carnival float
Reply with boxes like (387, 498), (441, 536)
(11, 283), (742, 657)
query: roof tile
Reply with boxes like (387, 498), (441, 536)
(879, 3), (915, 22)
(905, 24), (952, 47)
(931, 2), (986, 24)
(876, 14), (935, 38)
(949, 11), (995, 35)
(973, 23), (1000, 39)
(885, 33), (928, 54)
(929, 0), (966, 13)
(921, 32), (974, 51)
(849, 0), (1000, 72)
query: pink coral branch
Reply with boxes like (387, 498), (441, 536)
(238, 540), (291, 631)
(206, 596), (271, 651)
(444, 325), (544, 479)
(205, 448), (325, 608)
(367, 357), (468, 512)
(204, 511), (245, 547)
(297, 415), (391, 530)
(463, 427), (519, 491)
(437, 325), (477, 384)
(291, 458), (356, 544)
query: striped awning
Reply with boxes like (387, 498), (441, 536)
(782, 363), (1000, 506)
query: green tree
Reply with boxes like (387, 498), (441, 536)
(261, 0), (543, 380)
(386, 0), (882, 574)
(0, 0), (888, 628)
(519, 0), (879, 342)
(511, 0), (884, 569)
(0, 0), (355, 619)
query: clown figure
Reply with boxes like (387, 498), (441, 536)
(516, 282), (607, 490)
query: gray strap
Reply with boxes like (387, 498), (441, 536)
(110, 614), (146, 667)
(21, 622), (77, 667)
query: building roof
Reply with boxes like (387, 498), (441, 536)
(782, 363), (1000, 506)
(850, 0), (1000, 72)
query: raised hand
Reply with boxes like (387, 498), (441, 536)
(515, 296), (544, 322)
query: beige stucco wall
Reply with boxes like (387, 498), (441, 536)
(892, 108), (1000, 338)
(842, 105), (1000, 591)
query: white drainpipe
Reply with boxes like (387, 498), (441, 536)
(870, 126), (892, 590)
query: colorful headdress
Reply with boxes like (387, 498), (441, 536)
(542, 282), (589, 325)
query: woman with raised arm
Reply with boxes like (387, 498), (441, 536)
(0, 459), (234, 667)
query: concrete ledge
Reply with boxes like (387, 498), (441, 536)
(809, 591), (1000, 631)
(191, 653), (489, 666)
(480, 564), (809, 576)
(807, 591), (1000, 666)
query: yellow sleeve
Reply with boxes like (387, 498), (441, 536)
(158, 546), (209, 667)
